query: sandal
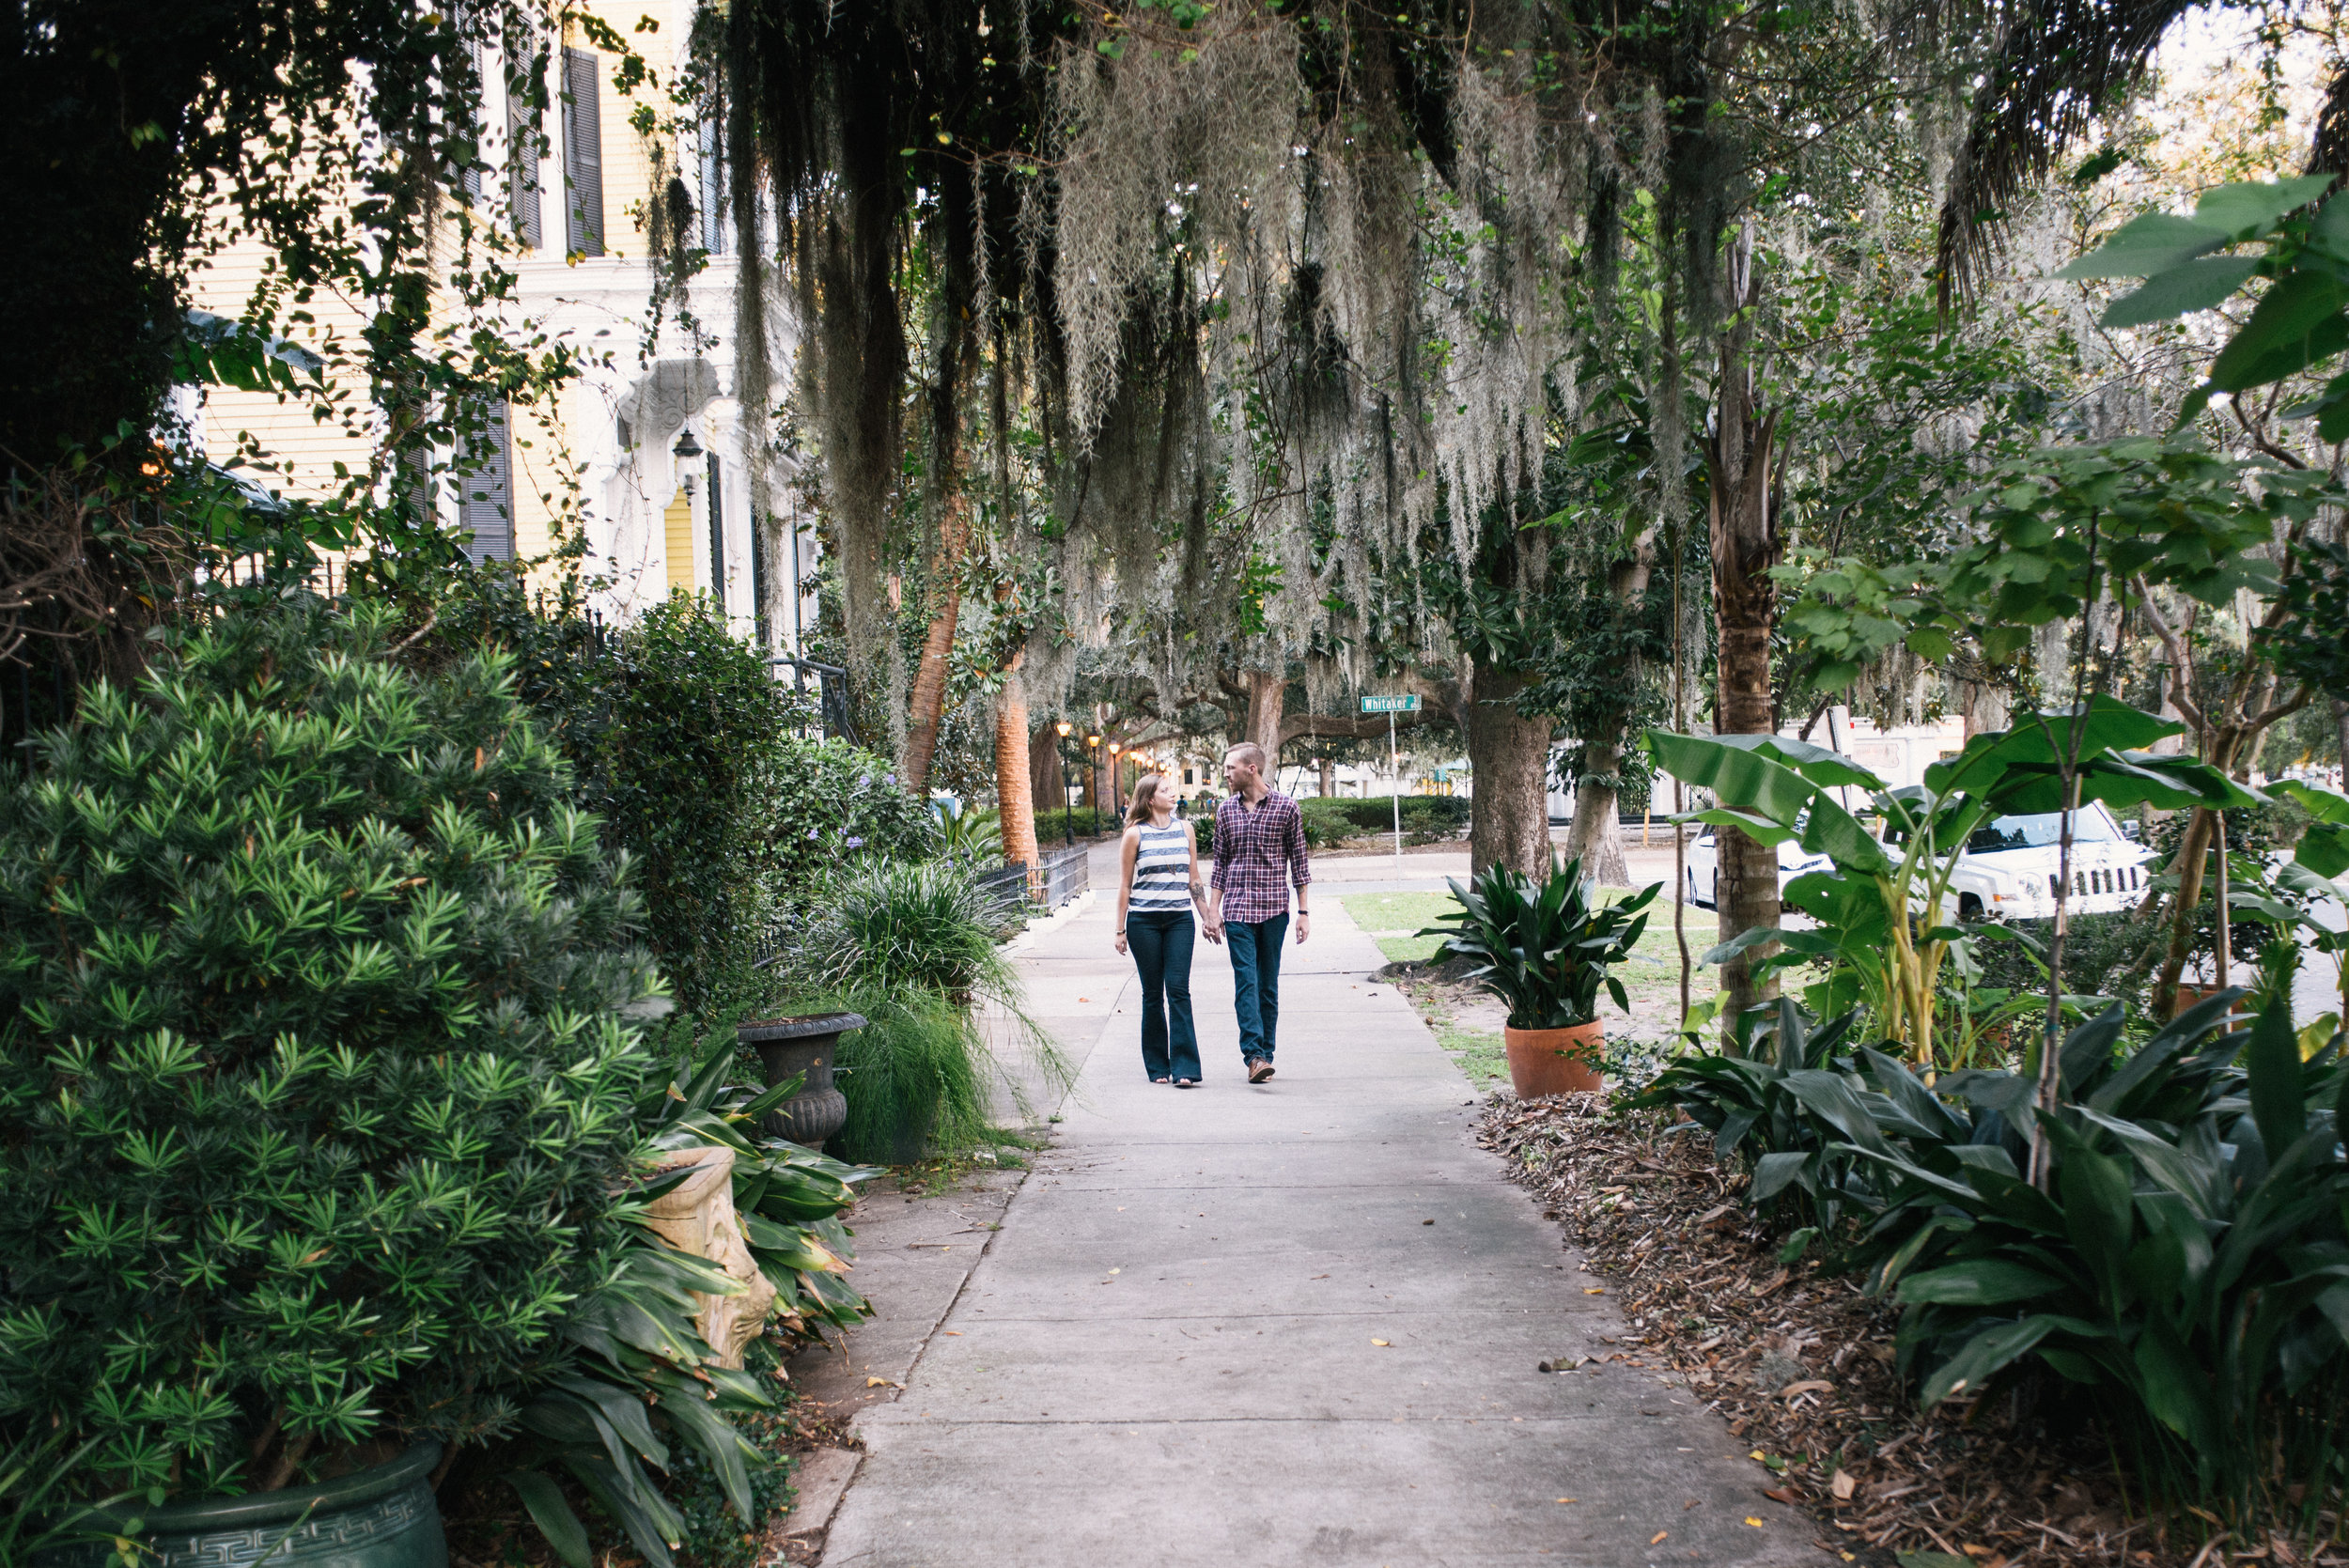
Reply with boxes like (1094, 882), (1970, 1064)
(1174, 1078), (1197, 1089)
(1151, 1076), (1172, 1084)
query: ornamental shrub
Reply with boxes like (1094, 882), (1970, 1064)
(402, 568), (932, 1012)
(0, 598), (661, 1502)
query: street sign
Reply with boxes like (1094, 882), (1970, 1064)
(1360, 693), (1421, 714)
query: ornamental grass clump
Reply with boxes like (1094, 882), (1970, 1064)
(786, 860), (1066, 1163)
(0, 598), (661, 1505)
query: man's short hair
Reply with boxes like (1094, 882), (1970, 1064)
(1225, 741), (1267, 772)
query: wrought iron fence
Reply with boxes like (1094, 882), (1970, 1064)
(769, 656), (860, 747)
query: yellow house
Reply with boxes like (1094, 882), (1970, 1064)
(183, 0), (819, 655)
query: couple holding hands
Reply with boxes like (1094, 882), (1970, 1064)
(1111, 742), (1311, 1088)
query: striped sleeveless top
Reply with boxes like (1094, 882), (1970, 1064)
(1128, 821), (1192, 913)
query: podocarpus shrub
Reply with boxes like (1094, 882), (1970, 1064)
(0, 599), (661, 1503)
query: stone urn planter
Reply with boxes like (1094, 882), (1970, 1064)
(1503, 1020), (1605, 1099)
(738, 1013), (865, 1147)
(47, 1441), (446, 1568)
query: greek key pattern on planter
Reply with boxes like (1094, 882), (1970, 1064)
(158, 1483), (434, 1567)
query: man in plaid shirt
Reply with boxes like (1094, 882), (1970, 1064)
(1206, 741), (1311, 1082)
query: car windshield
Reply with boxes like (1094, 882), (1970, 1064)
(1967, 810), (2122, 854)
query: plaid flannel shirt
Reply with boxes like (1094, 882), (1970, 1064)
(1211, 790), (1311, 924)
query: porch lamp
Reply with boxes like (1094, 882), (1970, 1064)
(673, 428), (705, 498)
(1053, 720), (1073, 846)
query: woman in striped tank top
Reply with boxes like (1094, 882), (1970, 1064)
(1113, 772), (1219, 1085)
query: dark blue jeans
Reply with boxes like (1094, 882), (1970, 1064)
(1223, 912), (1288, 1063)
(1127, 911), (1201, 1081)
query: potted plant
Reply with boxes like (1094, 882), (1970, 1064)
(1420, 857), (1659, 1097)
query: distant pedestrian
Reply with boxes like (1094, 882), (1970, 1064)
(1112, 772), (1219, 1087)
(1206, 743), (1311, 1082)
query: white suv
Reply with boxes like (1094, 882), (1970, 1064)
(1941, 802), (2155, 922)
(1684, 803), (2155, 922)
(1684, 827), (1833, 908)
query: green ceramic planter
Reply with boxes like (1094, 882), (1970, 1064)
(48, 1442), (446, 1568)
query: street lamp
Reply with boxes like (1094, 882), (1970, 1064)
(1109, 741), (1123, 815)
(1053, 720), (1073, 847)
(1086, 735), (1102, 834)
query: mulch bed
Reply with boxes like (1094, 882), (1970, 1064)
(1478, 1093), (2349, 1568)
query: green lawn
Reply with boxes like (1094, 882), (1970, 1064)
(1339, 891), (1463, 965)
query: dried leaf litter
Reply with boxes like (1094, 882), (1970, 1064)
(1478, 1094), (2349, 1568)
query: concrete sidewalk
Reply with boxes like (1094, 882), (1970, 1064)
(806, 887), (1822, 1568)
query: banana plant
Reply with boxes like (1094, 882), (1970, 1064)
(1648, 696), (2252, 1066)
(506, 1038), (879, 1568)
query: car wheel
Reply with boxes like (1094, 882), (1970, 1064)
(1957, 894), (1983, 923)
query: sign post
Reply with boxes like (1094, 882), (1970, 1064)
(1360, 694), (1422, 875)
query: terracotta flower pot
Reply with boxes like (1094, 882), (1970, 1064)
(1504, 1020), (1605, 1099)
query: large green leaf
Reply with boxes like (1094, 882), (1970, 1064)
(1644, 731), (1820, 828)
(2131, 1322), (2217, 1447)
(2246, 998), (2307, 1163)
(2056, 210), (2232, 280)
(1925, 697), (2182, 797)
(2269, 779), (2349, 877)
(2190, 176), (2338, 236)
(1797, 791), (1892, 875)
(2210, 269), (2349, 392)
(506, 1471), (591, 1568)
(1919, 1315), (2067, 1405)
(2100, 256), (2261, 328)
(1750, 1150), (1814, 1203)
(1897, 1259), (2065, 1306)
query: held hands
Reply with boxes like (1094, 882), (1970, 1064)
(1203, 919), (1224, 945)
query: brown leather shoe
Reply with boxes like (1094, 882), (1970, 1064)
(1248, 1059), (1275, 1083)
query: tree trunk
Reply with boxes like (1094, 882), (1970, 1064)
(1563, 554), (1653, 886)
(1318, 756), (1333, 798)
(1958, 675), (2009, 741)
(1028, 720), (1062, 825)
(1705, 240), (1785, 1033)
(1563, 728), (1628, 886)
(995, 652), (1042, 876)
(1238, 669), (1285, 762)
(900, 497), (969, 793)
(1466, 661), (1555, 878)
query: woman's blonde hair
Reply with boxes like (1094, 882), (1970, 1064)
(1126, 772), (1170, 825)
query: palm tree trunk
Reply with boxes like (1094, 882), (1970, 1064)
(996, 650), (1042, 877)
(1705, 248), (1785, 1034)
(901, 496), (969, 793)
